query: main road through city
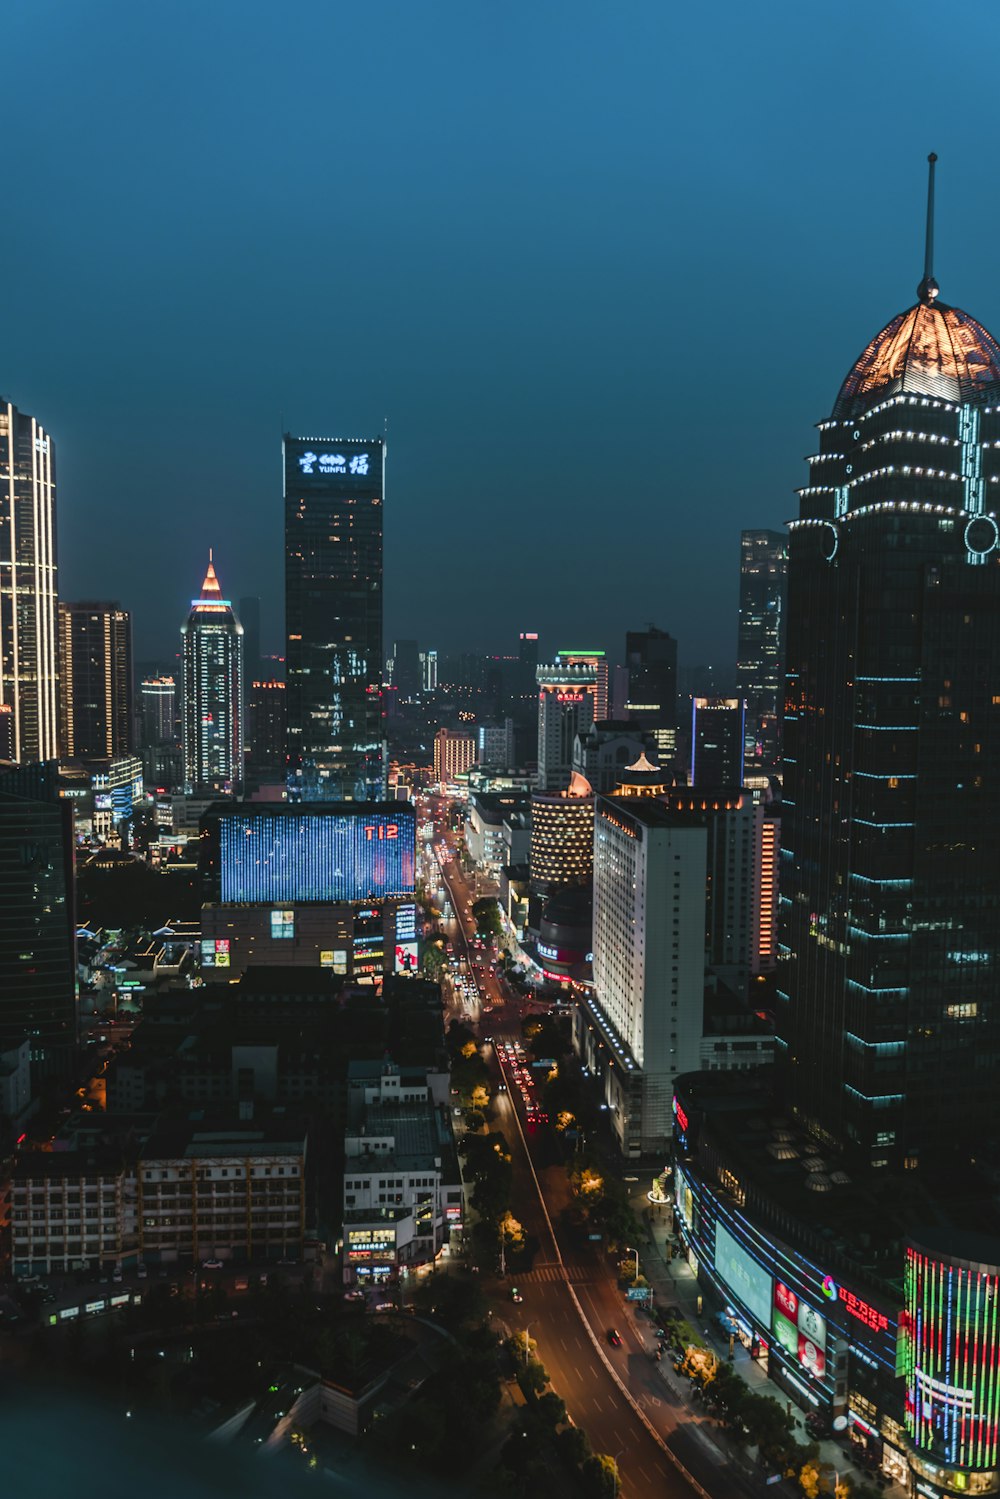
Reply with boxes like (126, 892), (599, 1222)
(423, 796), (753, 1499)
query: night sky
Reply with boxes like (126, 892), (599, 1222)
(5, 0), (1000, 670)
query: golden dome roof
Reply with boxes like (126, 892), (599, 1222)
(834, 300), (1000, 418)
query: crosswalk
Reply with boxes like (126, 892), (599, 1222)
(519, 1262), (594, 1285)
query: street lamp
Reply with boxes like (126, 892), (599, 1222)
(522, 1323), (533, 1364)
(625, 1245), (640, 1282)
(612, 1447), (625, 1497)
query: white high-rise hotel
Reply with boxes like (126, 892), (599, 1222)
(0, 400), (58, 762)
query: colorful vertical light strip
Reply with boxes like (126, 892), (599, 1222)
(905, 1244), (1000, 1471)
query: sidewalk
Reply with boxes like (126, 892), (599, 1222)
(625, 1193), (903, 1498)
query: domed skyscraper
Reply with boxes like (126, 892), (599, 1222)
(779, 155), (1000, 1171)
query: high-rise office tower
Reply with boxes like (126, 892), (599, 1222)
(141, 676), (177, 746)
(391, 639), (420, 699)
(58, 601), (133, 761)
(737, 530), (788, 773)
(690, 696), (745, 788)
(0, 400), (58, 763)
(420, 649), (438, 692)
(625, 627), (678, 763)
(536, 661), (597, 790)
(557, 649), (608, 719)
(780, 163), (1000, 1172)
(238, 594), (262, 701)
(0, 761), (76, 1079)
(247, 679), (286, 781)
(284, 435), (385, 801)
(181, 555), (244, 796)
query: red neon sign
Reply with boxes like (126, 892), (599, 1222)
(364, 823), (398, 840)
(838, 1286), (889, 1332)
(674, 1100), (689, 1133)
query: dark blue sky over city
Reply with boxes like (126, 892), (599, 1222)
(4, 0), (1000, 670)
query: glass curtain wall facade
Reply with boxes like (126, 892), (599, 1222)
(737, 530), (787, 773)
(780, 289), (1000, 1170)
(0, 401), (58, 763)
(284, 436), (385, 801)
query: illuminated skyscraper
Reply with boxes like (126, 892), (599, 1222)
(0, 400), (58, 763)
(780, 156), (1000, 1170)
(625, 626), (678, 763)
(181, 554), (244, 796)
(690, 696), (744, 788)
(736, 530), (787, 772)
(557, 649), (608, 718)
(141, 676), (177, 746)
(536, 661), (597, 790)
(284, 435), (385, 801)
(58, 601), (133, 761)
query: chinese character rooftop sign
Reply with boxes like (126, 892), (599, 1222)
(298, 450), (370, 476)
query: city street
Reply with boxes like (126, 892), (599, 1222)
(423, 794), (755, 1499)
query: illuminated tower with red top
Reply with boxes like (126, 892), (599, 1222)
(181, 553), (244, 796)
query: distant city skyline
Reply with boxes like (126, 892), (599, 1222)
(4, 5), (995, 671)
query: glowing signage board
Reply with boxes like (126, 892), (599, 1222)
(773, 1280), (827, 1380)
(395, 941), (419, 974)
(714, 1221), (772, 1330)
(297, 451), (370, 476)
(219, 808), (416, 904)
(347, 1227), (395, 1262)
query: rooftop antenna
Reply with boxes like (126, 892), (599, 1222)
(918, 152), (939, 304)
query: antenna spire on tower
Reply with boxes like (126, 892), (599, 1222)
(918, 152), (939, 304)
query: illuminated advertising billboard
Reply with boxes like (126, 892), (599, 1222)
(218, 806), (416, 903)
(395, 941), (419, 974)
(773, 1280), (826, 1380)
(675, 1168), (696, 1233)
(905, 1241), (1000, 1469)
(347, 1227), (396, 1262)
(270, 909), (295, 939)
(396, 903), (418, 941)
(714, 1221), (772, 1330)
(200, 938), (231, 968)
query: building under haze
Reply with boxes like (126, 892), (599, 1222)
(0, 400), (58, 763)
(736, 529), (787, 773)
(247, 679), (286, 783)
(690, 696), (744, 788)
(624, 626), (678, 765)
(284, 434), (385, 801)
(58, 601), (133, 762)
(181, 555), (244, 796)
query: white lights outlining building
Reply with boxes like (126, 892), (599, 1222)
(181, 554), (244, 796)
(0, 400), (58, 762)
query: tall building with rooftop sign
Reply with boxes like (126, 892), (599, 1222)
(284, 435), (385, 802)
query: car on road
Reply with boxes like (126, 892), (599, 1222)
(510, 1287), (523, 1303)
(607, 1328), (623, 1347)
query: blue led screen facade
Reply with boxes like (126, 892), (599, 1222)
(219, 808), (415, 904)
